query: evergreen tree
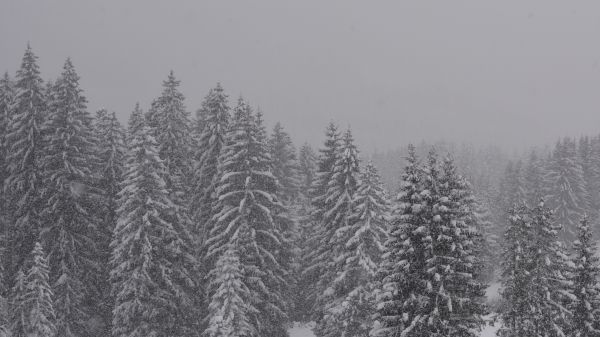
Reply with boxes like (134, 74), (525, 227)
(39, 58), (99, 337)
(499, 201), (573, 337)
(191, 83), (230, 247)
(426, 155), (485, 336)
(205, 98), (290, 337)
(4, 45), (47, 285)
(571, 216), (600, 337)
(372, 144), (426, 337)
(499, 204), (536, 337)
(546, 138), (588, 241)
(24, 242), (56, 337)
(321, 161), (389, 337)
(110, 120), (198, 337)
(203, 244), (256, 337)
(147, 71), (193, 196)
(269, 122), (300, 205)
(9, 243), (56, 337)
(93, 108), (126, 333)
(314, 128), (361, 337)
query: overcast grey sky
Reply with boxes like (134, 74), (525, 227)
(2, 1), (600, 151)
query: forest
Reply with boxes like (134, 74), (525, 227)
(1, 45), (600, 337)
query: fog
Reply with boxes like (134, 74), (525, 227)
(2, 0), (600, 151)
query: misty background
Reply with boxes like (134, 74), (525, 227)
(2, 1), (600, 152)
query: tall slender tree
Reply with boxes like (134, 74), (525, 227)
(4, 45), (47, 285)
(191, 83), (230, 247)
(205, 98), (290, 337)
(110, 119), (198, 337)
(372, 144), (426, 337)
(39, 58), (99, 337)
(321, 161), (389, 337)
(93, 108), (126, 333)
(302, 124), (341, 322)
(24, 242), (56, 337)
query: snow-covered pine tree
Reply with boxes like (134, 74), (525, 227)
(205, 98), (290, 337)
(321, 161), (389, 337)
(9, 243), (56, 337)
(571, 216), (600, 337)
(269, 122), (300, 205)
(314, 128), (361, 337)
(191, 83), (230, 248)
(372, 144), (426, 337)
(425, 155), (485, 336)
(110, 119), (198, 337)
(39, 58), (100, 337)
(146, 71), (194, 233)
(267, 122), (301, 317)
(528, 200), (573, 336)
(24, 242), (56, 337)
(93, 108), (126, 333)
(578, 136), (600, 221)
(499, 204), (536, 337)
(203, 244), (257, 337)
(4, 45), (47, 285)
(500, 200), (573, 336)
(546, 138), (589, 242)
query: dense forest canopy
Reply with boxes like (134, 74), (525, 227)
(1, 45), (600, 337)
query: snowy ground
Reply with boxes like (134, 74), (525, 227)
(288, 320), (500, 337)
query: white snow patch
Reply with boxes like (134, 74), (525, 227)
(288, 322), (316, 337)
(485, 282), (501, 302)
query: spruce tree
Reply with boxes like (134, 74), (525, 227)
(147, 71), (193, 196)
(372, 144), (426, 337)
(4, 45), (47, 285)
(321, 161), (389, 337)
(39, 58), (99, 337)
(499, 204), (536, 337)
(203, 244), (257, 337)
(314, 128), (361, 337)
(93, 108), (126, 333)
(426, 155), (485, 336)
(205, 98), (290, 337)
(110, 120), (198, 337)
(191, 83), (230, 247)
(9, 243), (56, 337)
(571, 216), (600, 337)
(546, 138), (588, 241)
(499, 201), (573, 336)
(24, 242), (56, 337)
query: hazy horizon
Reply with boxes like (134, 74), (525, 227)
(3, 1), (600, 152)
